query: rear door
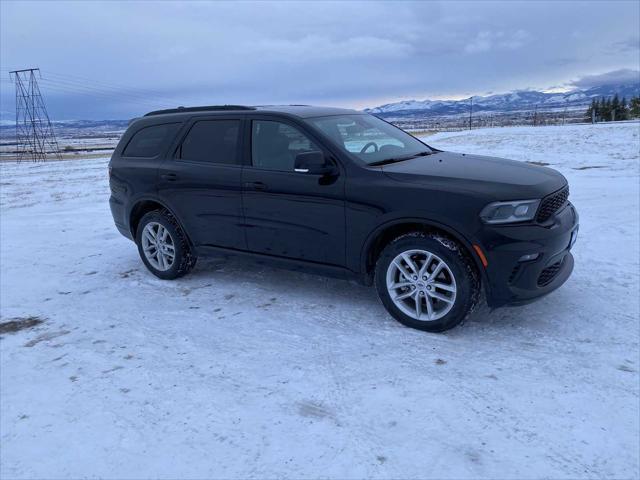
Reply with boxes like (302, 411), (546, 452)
(241, 116), (346, 266)
(157, 116), (247, 249)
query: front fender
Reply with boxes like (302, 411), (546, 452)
(358, 216), (489, 294)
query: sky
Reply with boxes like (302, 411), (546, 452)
(1, 0), (639, 120)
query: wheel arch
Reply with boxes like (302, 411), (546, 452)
(360, 218), (487, 288)
(128, 197), (193, 246)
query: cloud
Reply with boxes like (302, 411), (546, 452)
(570, 69), (640, 88)
(1, 0), (639, 119)
(465, 31), (494, 53)
(500, 30), (531, 50)
(464, 30), (531, 54)
(251, 35), (414, 62)
(607, 37), (640, 53)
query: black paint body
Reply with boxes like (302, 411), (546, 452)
(109, 106), (578, 308)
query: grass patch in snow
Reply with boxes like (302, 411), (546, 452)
(525, 160), (551, 166)
(0, 316), (44, 334)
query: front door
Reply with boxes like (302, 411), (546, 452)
(157, 117), (246, 249)
(242, 118), (346, 266)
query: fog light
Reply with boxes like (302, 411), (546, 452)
(518, 253), (540, 262)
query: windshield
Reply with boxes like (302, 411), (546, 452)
(307, 114), (432, 165)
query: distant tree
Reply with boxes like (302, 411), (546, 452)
(629, 96), (640, 118)
(585, 98), (597, 122)
(619, 97), (629, 121)
(597, 97), (606, 121)
(603, 97), (612, 122)
(611, 94), (620, 121)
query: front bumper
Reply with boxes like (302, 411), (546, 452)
(480, 202), (578, 308)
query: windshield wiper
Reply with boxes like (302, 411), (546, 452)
(368, 150), (432, 167)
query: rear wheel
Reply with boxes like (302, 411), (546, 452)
(375, 232), (479, 332)
(135, 210), (197, 279)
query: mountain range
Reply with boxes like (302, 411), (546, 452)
(365, 83), (640, 118)
(1, 82), (638, 131)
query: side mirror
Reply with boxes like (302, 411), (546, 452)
(294, 151), (336, 175)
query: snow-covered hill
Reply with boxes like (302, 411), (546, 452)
(0, 119), (129, 135)
(1, 122), (639, 478)
(367, 83), (640, 117)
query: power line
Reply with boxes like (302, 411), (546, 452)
(44, 70), (177, 99)
(41, 71), (187, 108)
(38, 80), (165, 109)
(44, 71), (184, 103)
(3, 68), (189, 114)
(39, 76), (178, 105)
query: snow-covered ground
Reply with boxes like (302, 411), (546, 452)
(1, 122), (639, 479)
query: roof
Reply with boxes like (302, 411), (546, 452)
(143, 104), (360, 119)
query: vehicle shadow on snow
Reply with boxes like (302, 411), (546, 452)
(463, 289), (577, 334)
(189, 255), (381, 307)
(137, 254), (571, 335)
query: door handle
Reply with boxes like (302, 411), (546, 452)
(161, 172), (178, 181)
(245, 181), (267, 191)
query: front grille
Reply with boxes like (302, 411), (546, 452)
(536, 186), (569, 223)
(537, 259), (564, 287)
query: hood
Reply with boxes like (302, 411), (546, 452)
(381, 151), (567, 200)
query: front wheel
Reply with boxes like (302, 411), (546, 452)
(375, 232), (479, 332)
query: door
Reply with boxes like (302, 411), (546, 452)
(157, 117), (246, 249)
(242, 118), (346, 265)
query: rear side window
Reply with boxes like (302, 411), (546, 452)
(123, 123), (181, 158)
(177, 120), (241, 165)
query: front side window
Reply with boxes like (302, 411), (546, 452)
(123, 123), (181, 158)
(177, 120), (240, 165)
(251, 120), (320, 171)
(308, 114), (431, 164)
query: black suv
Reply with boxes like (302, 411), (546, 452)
(109, 105), (578, 332)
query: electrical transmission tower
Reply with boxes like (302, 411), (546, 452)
(10, 68), (62, 162)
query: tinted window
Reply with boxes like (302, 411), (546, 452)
(308, 114), (431, 164)
(123, 123), (181, 158)
(178, 120), (240, 164)
(252, 120), (320, 171)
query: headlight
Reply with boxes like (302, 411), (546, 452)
(480, 199), (541, 224)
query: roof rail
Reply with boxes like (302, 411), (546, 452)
(144, 105), (256, 116)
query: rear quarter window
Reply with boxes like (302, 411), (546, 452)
(177, 120), (241, 165)
(122, 123), (181, 158)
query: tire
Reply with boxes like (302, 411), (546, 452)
(135, 209), (197, 280)
(375, 232), (479, 332)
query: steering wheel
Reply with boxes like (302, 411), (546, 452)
(360, 142), (378, 154)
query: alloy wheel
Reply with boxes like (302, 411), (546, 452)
(141, 222), (175, 271)
(386, 249), (457, 321)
